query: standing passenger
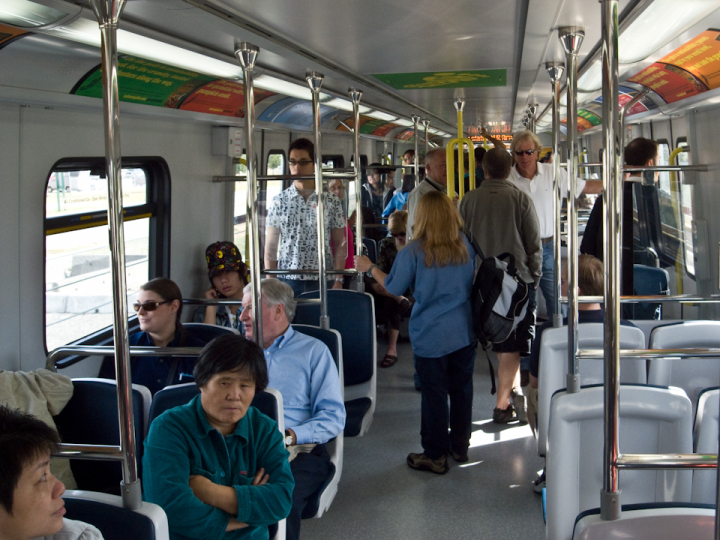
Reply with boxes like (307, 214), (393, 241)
(264, 138), (347, 296)
(460, 148), (542, 424)
(507, 130), (601, 319)
(361, 164), (387, 219)
(405, 147), (448, 237)
(356, 191), (476, 474)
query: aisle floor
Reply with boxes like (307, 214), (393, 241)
(302, 338), (546, 539)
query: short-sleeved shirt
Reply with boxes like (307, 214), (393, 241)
(384, 235), (475, 358)
(507, 162), (587, 238)
(265, 185), (345, 280)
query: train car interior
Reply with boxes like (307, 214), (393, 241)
(2, 0), (720, 538)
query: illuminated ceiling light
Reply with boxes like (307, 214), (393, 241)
(619, 0), (720, 64)
(394, 118), (415, 127)
(254, 75), (318, 100)
(323, 98), (370, 113)
(0, 0), (80, 28)
(45, 18), (244, 79)
(366, 110), (397, 122)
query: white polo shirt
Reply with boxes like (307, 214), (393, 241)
(507, 162), (586, 238)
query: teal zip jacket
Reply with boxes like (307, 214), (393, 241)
(143, 395), (293, 539)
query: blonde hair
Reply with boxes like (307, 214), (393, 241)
(388, 210), (407, 235)
(578, 254), (604, 296)
(510, 130), (542, 155)
(412, 191), (468, 268)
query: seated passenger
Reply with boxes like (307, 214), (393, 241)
(365, 211), (412, 368)
(239, 279), (345, 540)
(382, 173), (414, 217)
(361, 164), (389, 219)
(99, 278), (205, 395)
(327, 179), (354, 288)
(143, 335), (293, 540)
(0, 405), (104, 540)
(195, 241), (248, 332)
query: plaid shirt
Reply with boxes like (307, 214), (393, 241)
(266, 185), (346, 280)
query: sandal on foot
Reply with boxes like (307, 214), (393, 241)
(381, 354), (398, 368)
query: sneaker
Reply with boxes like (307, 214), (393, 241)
(533, 470), (546, 494)
(511, 388), (528, 425)
(492, 405), (516, 424)
(407, 452), (449, 474)
(451, 451), (469, 463)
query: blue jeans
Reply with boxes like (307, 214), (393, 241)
(538, 241), (565, 319)
(414, 342), (477, 459)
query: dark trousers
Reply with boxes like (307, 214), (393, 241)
(415, 341), (477, 460)
(287, 444), (331, 540)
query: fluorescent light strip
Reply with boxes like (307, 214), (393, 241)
(366, 110), (397, 122)
(323, 98), (370, 113)
(394, 118), (415, 127)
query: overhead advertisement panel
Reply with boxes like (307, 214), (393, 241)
(72, 55), (274, 116)
(0, 23), (29, 49)
(258, 97), (336, 126)
(372, 69), (506, 89)
(629, 29), (720, 104)
(335, 115), (399, 137)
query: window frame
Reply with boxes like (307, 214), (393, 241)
(265, 149), (286, 176)
(44, 156), (171, 358)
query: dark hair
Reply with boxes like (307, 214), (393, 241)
(0, 406), (60, 514)
(624, 137), (659, 167)
(401, 173), (415, 193)
(367, 163), (383, 177)
(289, 138), (315, 162)
(403, 149), (415, 159)
(483, 147), (513, 180)
(141, 278), (183, 323)
(193, 335), (268, 392)
(474, 146), (486, 164)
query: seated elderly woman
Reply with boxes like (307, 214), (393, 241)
(99, 277), (205, 395)
(195, 241), (248, 332)
(143, 335), (294, 540)
(365, 211), (412, 368)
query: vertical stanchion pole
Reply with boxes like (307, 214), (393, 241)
(88, 0), (140, 510)
(528, 104), (538, 133)
(422, 119), (430, 156)
(307, 71), (329, 330)
(412, 115), (421, 186)
(349, 88), (364, 293)
(547, 63), (565, 329)
(599, 0), (622, 521)
(559, 26), (584, 395)
(236, 43), (263, 345)
(454, 99), (465, 199)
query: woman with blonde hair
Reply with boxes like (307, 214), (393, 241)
(355, 190), (476, 474)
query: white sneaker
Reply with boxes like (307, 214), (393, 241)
(511, 388), (528, 425)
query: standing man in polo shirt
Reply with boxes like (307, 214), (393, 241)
(406, 147), (447, 237)
(507, 130), (601, 319)
(265, 138), (347, 296)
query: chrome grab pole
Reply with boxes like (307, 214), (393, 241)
(307, 72), (330, 330)
(528, 103), (538, 133)
(547, 63), (565, 328)
(620, 89), (649, 152)
(88, 0), (140, 510)
(412, 115), (421, 186)
(236, 43), (262, 345)
(599, 0), (622, 521)
(349, 88), (364, 293)
(422, 119), (430, 157)
(559, 26), (584, 395)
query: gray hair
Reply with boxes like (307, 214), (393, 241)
(510, 130), (542, 154)
(425, 147), (445, 165)
(243, 279), (297, 322)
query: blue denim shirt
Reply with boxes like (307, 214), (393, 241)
(385, 235), (475, 358)
(143, 396), (294, 540)
(264, 326), (345, 444)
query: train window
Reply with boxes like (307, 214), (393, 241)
(45, 158), (170, 352)
(266, 151), (285, 175)
(677, 138), (695, 277)
(233, 153), (248, 254)
(322, 155), (345, 169)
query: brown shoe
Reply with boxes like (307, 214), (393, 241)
(407, 452), (449, 474)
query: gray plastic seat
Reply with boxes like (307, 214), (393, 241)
(537, 323), (646, 457)
(546, 385), (693, 540)
(691, 388), (719, 504)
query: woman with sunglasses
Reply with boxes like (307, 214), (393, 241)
(355, 192), (476, 474)
(99, 277), (204, 395)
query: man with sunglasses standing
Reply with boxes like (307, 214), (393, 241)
(265, 138), (347, 296)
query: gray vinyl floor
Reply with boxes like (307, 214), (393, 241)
(302, 336), (546, 540)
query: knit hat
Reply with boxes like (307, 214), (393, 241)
(206, 241), (243, 278)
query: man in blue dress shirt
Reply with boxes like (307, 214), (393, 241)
(240, 279), (345, 540)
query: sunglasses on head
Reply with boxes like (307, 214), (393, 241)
(133, 300), (170, 312)
(514, 149), (536, 156)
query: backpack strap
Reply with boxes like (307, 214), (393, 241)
(466, 230), (487, 261)
(485, 349), (497, 395)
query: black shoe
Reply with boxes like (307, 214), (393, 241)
(511, 389), (528, 425)
(451, 451), (469, 463)
(533, 470), (546, 494)
(407, 452), (449, 474)
(493, 405), (516, 424)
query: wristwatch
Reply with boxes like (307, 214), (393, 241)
(284, 430), (294, 446)
(365, 264), (378, 278)
(334, 277), (343, 282)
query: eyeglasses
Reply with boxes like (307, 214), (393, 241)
(514, 149), (536, 156)
(133, 300), (170, 312)
(289, 159), (313, 167)
(391, 232), (406, 238)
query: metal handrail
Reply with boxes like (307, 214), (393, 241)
(560, 294), (720, 304)
(616, 454), (717, 469)
(577, 348), (720, 359)
(213, 173), (357, 183)
(574, 163), (708, 172)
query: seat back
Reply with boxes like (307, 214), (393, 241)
(292, 324), (344, 519)
(647, 321), (720, 418)
(537, 323), (646, 456)
(692, 388), (719, 504)
(632, 264), (670, 320)
(183, 322), (239, 344)
(362, 237), (377, 263)
(546, 385), (693, 540)
(148, 382), (200, 425)
(295, 290), (376, 437)
(53, 378), (151, 494)
(63, 490), (169, 540)
(573, 504), (715, 540)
